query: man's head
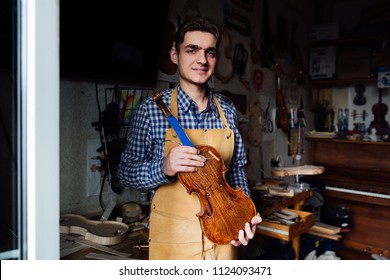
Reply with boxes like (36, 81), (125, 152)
(170, 16), (220, 88)
(174, 17), (220, 53)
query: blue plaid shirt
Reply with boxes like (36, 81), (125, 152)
(117, 86), (250, 200)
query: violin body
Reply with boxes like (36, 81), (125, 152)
(274, 65), (288, 133)
(369, 89), (389, 132)
(178, 144), (257, 244)
(371, 101), (388, 126)
(276, 87), (289, 133)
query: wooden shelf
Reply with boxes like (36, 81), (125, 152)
(310, 36), (388, 48)
(309, 77), (377, 88)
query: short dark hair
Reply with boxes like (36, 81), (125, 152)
(174, 16), (220, 52)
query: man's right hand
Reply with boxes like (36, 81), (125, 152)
(163, 145), (206, 177)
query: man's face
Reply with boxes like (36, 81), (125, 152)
(171, 31), (217, 86)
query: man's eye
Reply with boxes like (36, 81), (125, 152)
(207, 51), (216, 57)
(187, 49), (196, 54)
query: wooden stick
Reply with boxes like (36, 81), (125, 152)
(64, 236), (131, 258)
(85, 252), (137, 260)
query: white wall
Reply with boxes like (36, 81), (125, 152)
(24, 0), (59, 259)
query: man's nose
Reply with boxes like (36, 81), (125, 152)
(196, 50), (207, 64)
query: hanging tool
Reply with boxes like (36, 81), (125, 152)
(233, 43), (249, 88)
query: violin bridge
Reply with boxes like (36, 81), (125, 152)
(208, 150), (220, 161)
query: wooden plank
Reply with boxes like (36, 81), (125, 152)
(60, 243), (88, 258)
(311, 222), (341, 235)
(306, 229), (342, 241)
(85, 252), (136, 260)
(64, 236), (131, 258)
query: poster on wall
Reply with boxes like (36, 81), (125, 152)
(309, 46), (336, 80)
(377, 66), (390, 88)
(260, 95), (276, 141)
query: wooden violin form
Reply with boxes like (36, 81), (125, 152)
(178, 145), (257, 244)
(60, 214), (130, 246)
(152, 91), (257, 244)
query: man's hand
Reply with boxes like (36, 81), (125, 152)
(163, 145), (206, 177)
(231, 213), (262, 246)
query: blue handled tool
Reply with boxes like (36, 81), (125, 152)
(152, 91), (194, 147)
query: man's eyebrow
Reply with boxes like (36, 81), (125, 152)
(184, 44), (201, 50)
(184, 44), (217, 52)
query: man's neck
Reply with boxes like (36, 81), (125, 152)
(180, 83), (209, 111)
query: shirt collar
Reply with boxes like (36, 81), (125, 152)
(176, 85), (219, 117)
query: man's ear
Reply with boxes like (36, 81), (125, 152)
(170, 47), (178, 65)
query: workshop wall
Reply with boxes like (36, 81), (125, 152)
(163, 0), (317, 183)
(60, 0), (317, 215)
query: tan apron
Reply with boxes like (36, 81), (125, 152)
(149, 89), (236, 260)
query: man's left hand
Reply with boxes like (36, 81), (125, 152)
(231, 213), (262, 246)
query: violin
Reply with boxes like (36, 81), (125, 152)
(275, 65), (289, 133)
(369, 89), (389, 132)
(153, 92), (257, 244)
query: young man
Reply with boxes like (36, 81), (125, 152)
(118, 16), (261, 260)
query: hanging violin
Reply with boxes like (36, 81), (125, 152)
(275, 64), (289, 133)
(153, 91), (257, 244)
(369, 88), (389, 132)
